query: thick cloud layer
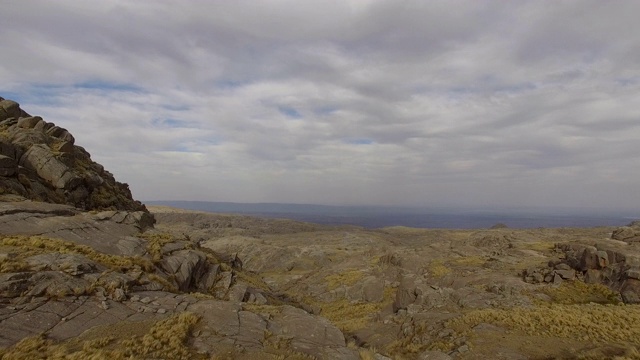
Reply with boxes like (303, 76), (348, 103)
(2, 1), (639, 211)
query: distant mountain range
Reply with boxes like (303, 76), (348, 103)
(145, 200), (635, 229)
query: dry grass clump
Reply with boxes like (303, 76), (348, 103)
(358, 347), (378, 360)
(0, 235), (153, 272)
(0, 253), (30, 273)
(235, 268), (272, 291)
(450, 256), (486, 266)
(243, 304), (284, 317)
(428, 259), (451, 277)
(138, 232), (177, 262)
(0, 312), (200, 360)
(325, 269), (366, 291)
(119, 311), (199, 359)
(448, 303), (640, 345)
(313, 287), (395, 333)
(541, 281), (622, 305)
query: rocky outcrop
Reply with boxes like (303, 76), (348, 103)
(0, 97), (147, 212)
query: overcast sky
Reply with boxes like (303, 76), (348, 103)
(1, 1), (639, 212)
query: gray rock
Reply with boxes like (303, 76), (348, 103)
(270, 305), (349, 359)
(0, 154), (17, 176)
(20, 144), (82, 190)
(596, 251), (609, 268)
(229, 284), (248, 302)
(621, 279), (640, 304)
(0, 99), (24, 121)
(555, 269), (576, 280)
(362, 276), (385, 302)
(612, 227), (636, 241)
(584, 269), (602, 284)
(626, 268), (640, 280)
(26, 253), (101, 275)
(16, 116), (43, 129)
(112, 288), (127, 302)
(393, 275), (417, 311)
(160, 249), (208, 292)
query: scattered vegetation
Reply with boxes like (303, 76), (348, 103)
(324, 269), (366, 291)
(311, 287), (395, 333)
(541, 281), (622, 305)
(138, 232), (177, 262)
(428, 259), (451, 277)
(0, 235), (153, 272)
(0, 312), (200, 360)
(448, 303), (640, 345)
(450, 255), (486, 266)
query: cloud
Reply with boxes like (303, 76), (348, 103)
(1, 0), (639, 211)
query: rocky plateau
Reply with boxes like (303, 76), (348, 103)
(2, 98), (640, 359)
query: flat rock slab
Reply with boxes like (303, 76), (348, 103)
(0, 291), (197, 347)
(0, 201), (146, 256)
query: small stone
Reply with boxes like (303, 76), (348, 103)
(113, 288), (126, 302)
(157, 308), (167, 314)
(553, 273), (563, 284)
(130, 295), (140, 302)
(140, 297), (152, 304)
(100, 300), (109, 310)
(554, 263), (572, 270)
(555, 269), (576, 280)
(458, 345), (469, 353)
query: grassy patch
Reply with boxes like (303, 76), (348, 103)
(138, 232), (176, 262)
(0, 235), (153, 272)
(313, 287), (395, 333)
(0, 312), (200, 360)
(540, 281), (621, 305)
(325, 269), (366, 291)
(448, 303), (640, 345)
(428, 259), (451, 277)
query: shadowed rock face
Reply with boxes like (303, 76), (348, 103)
(0, 97), (147, 212)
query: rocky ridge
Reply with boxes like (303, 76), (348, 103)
(0, 97), (148, 212)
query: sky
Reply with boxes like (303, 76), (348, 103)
(1, 1), (640, 212)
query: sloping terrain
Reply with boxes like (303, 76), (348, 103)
(2, 97), (640, 359)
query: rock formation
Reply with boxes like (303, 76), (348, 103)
(0, 97), (147, 212)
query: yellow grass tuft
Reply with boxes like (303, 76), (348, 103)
(448, 303), (640, 345)
(0, 312), (200, 360)
(138, 232), (176, 262)
(541, 281), (621, 305)
(312, 287), (395, 333)
(0, 235), (153, 273)
(325, 269), (366, 291)
(428, 259), (451, 277)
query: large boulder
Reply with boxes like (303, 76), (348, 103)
(0, 97), (150, 214)
(612, 227), (637, 241)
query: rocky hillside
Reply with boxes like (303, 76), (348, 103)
(2, 96), (640, 359)
(0, 97), (147, 212)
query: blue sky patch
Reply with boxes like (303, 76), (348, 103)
(278, 106), (302, 119)
(344, 138), (374, 145)
(74, 81), (143, 93)
(152, 118), (189, 128)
